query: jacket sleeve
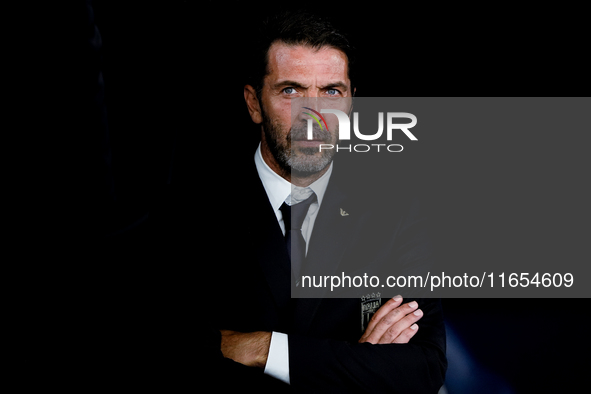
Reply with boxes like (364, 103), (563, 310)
(288, 298), (446, 393)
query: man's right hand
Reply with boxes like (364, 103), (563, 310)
(358, 296), (422, 344)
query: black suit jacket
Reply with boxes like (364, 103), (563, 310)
(208, 159), (447, 393)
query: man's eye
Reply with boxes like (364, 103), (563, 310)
(326, 89), (340, 96)
(282, 87), (296, 94)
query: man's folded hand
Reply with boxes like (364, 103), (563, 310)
(358, 296), (422, 344)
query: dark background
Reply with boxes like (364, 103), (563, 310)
(40, 1), (589, 392)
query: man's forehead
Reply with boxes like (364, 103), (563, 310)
(266, 42), (349, 84)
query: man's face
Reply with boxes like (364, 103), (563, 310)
(255, 42), (353, 176)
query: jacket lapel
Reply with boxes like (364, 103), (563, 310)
(246, 165), (293, 316)
(291, 180), (362, 334)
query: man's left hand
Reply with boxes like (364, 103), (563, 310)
(220, 330), (271, 368)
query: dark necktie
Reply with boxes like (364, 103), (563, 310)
(279, 192), (317, 286)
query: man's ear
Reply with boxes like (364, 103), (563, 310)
(244, 85), (263, 124)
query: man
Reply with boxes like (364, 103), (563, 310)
(210, 11), (446, 393)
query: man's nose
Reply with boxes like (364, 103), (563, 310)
(300, 95), (321, 110)
(305, 89), (319, 98)
(296, 97), (321, 121)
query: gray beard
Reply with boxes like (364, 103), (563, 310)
(262, 110), (336, 176)
(280, 146), (333, 176)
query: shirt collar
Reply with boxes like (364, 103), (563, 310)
(254, 143), (332, 211)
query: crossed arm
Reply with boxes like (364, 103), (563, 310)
(221, 296), (424, 367)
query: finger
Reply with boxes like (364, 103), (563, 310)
(391, 323), (419, 344)
(377, 307), (423, 344)
(363, 301), (419, 344)
(359, 296), (403, 342)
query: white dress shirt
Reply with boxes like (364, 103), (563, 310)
(254, 143), (332, 384)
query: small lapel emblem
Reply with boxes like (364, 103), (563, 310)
(340, 208), (349, 216)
